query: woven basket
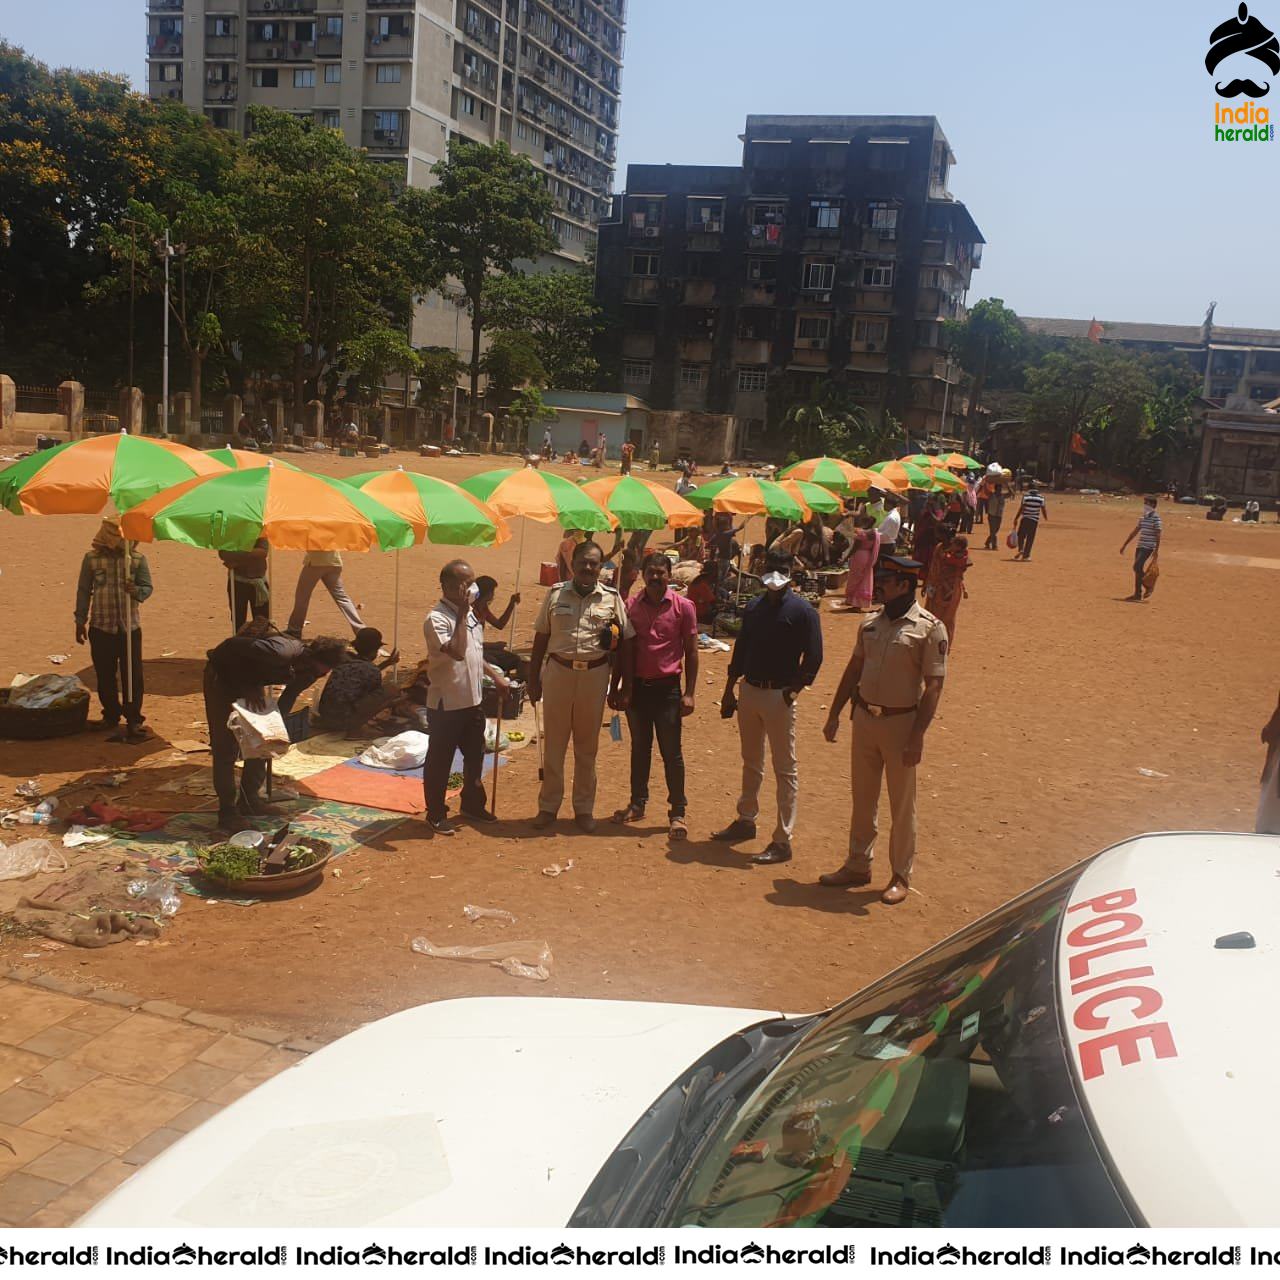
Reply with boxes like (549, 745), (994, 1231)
(0, 688), (90, 740)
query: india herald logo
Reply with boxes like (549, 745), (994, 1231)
(1207, 3), (1280, 97)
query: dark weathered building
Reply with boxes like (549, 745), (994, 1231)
(594, 115), (985, 448)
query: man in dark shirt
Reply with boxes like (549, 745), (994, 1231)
(203, 626), (347, 832)
(712, 549), (823, 864)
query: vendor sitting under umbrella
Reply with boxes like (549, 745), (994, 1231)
(313, 627), (399, 738)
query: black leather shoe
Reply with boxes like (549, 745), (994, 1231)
(461, 807), (497, 824)
(751, 842), (793, 865)
(712, 819), (757, 843)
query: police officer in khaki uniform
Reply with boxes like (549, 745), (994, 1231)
(528, 540), (635, 831)
(819, 555), (948, 904)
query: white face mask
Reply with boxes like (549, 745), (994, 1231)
(761, 572), (791, 591)
(466, 582), (480, 604)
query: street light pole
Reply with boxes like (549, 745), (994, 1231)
(161, 228), (172, 437)
(939, 354), (954, 441)
(128, 224), (137, 395)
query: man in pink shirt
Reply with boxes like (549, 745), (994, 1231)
(611, 552), (699, 840)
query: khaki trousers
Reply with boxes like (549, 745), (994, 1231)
(847, 705), (918, 881)
(734, 681), (798, 846)
(539, 659), (612, 816)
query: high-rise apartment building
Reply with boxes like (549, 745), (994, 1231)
(145, 0), (625, 262)
(595, 116), (984, 442)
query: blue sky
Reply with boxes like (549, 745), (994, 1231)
(3, 0), (1278, 328)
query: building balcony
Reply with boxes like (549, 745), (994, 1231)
(368, 0), (416, 6)
(316, 33), (343, 57)
(362, 123), (408, 151)
(678, 337), (713, 362)
(147, 35), (184, 57)
(745, 225), (784, 250)
(734, 339), (772, 365)
(367, 32), (413, 57)
(852, 289), (896, 313)
(623, 278), (659, 302)
(248, 0), (315, 11)
(682, 280), (716, 306)
(205, 35), (238, 57)
(148, 0), (182, 9)
(846, 349), (889, 373)
(739, 283), (777, 307)
(627, 224), (662, 242)
(246, 41), (288, 62)
(790, 344), (831, 369)
(621, 332), (655, 358)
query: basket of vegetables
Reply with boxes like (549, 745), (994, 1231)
(198, 833), (332, 895)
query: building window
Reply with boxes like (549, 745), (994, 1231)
(251, 69), (278, 88)
(376, 64), (402, 83)
(324, 16), (343, 37)
(737, 366), (768, 393)
(294, 68), (316, 88)
(680, 365), (707, 390)
(919, 267), (943, 289)
(324, 63), (342, 84)
(916, 321), (941, 347)
(802, 260), (835, 291)
(459, 93), (476, 116)
(687, 197), (724, 230)
(1210, 382), (1235, 399)
(686, 253), (716, 280)
(796, 315), (831, 345)
(373, 110), (402, 135)
(516, 121), (529, 141)
(862, 262), (895, 289)
(869, 202), (898, 239)
(808, 198), (841, 230)
(868, 140), (908, 171)
(158, 63), (182, 83)
(321, 110), (341, 130)
(745, 257), (777, 283)
(854, 318), (889, 346)
(210, 17), (233, 37)
(479, 101), (490, 121)
(623, 360), (652, 385)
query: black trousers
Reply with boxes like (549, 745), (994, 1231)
(88, 627), (144, 725)
(1134, 545), (1155, 596)
(228, 580), (270, 632)
(627, 676), (686, 817)
(423, 704), (488, 821)
(985, 511), (1004, 549)
(1016, 517), (1039, 558)
(202, 664), (266, 816)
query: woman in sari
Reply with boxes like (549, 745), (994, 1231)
(841, 515), (880, 611)
(924, 533), (971, 647)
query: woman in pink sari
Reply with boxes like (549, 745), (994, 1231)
(842, 515), (880, 611)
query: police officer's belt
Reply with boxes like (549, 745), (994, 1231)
(855, 696), (917, 718)
(550, 653), (610, 672)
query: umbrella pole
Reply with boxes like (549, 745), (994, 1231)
(490, 691), (504, 818)
(121, 542), (135, 728)
(393, 549), (401, 684)
(227, 566), (236, 633)
(507, 519), (526, 650)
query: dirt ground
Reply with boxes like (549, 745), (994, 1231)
(1, 450), (1277, 1039)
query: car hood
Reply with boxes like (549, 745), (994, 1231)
(81, 996), (776, 1228)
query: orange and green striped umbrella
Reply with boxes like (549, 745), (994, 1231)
(778, 456), (896, 496)
(684, 475), (806, 521)
(458, 466), (615, 530)
(921, 465), (967, 494)
(205, 447), (300, 472)
(778, 478), (841, 516)
(579, 474), (702, 530)
(870, 459), (936, 491)
(119, 463), (414, 552)
(0, 432), (227, 515)
(349, 468), (509, 546)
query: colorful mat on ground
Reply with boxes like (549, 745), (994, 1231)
(107, 799), (407, 903)
(296, 750), (506, 812)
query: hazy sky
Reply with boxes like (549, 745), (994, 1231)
(3, 0), (1277, 328)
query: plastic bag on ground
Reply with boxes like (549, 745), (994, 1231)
(359, 730), (429, 770)
(8, 674), (86, 710)
(411, 936), (552, 980)
(0, 839), (69, 881)
(462, 904), (516, 925)
(125, 876), (182, 916)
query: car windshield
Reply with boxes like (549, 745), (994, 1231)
(658, 868), (1132, 1228)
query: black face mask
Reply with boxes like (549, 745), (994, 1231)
(882, 589), (915, 619)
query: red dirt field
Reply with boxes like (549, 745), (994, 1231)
(1, 450), (1276, 1038)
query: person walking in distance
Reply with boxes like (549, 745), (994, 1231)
(611, 553), (699, 841)
(982, 467), (1009, 550)
(819, 555), (948, 905)
(528, 541), (635, 832)
(74, 517), (153, 742)
(712, 549), (823, 865)
(1011, 484), (1047, 561)
(286, 550), (364, 637)
(422, 560), (510, 834)
(1120, 495), (1162, 602)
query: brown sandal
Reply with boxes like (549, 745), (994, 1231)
(611, 804), (645, 824)
(668, 816), (688, 841)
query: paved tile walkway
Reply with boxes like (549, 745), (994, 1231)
(0, 978), (309, 1226)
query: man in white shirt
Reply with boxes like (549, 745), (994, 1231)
(286, 550), (364, 637)
(423, 559), (509, 835)
(877, 496), (903, 553)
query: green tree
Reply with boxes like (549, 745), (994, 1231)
(480, 330), (546, 405)
(345, 326), (421, 405)
(776, 379), (898, 463)
(415, 346), (465, 414)
(505, 386), (555, 450)
(943, 297), (1026, 432)
(402, 138), (556, 432)
(481, 268), (600, 389)
(239, 106), (418, 412)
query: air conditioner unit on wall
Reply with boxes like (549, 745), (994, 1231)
(643, 226), (659, 238)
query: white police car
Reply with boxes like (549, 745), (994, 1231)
(83, 833), (1277, 1227)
